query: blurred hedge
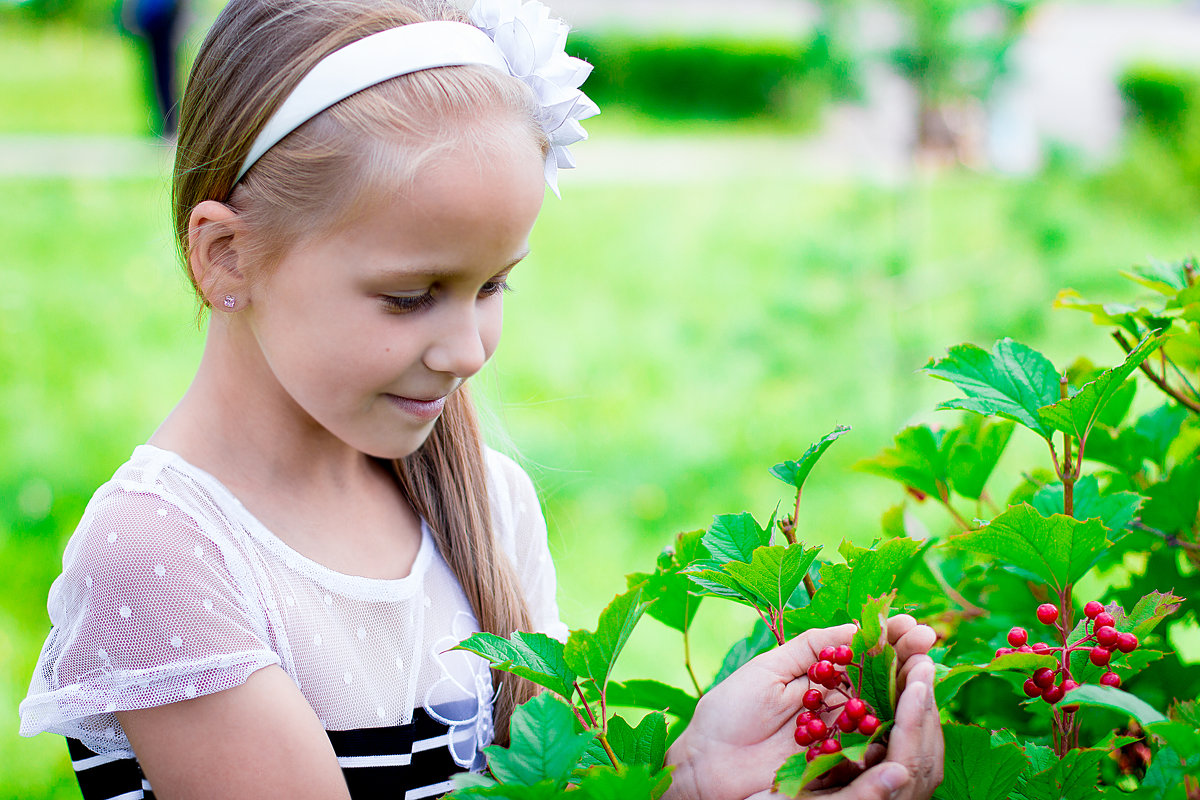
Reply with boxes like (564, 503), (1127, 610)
(1118, 62), (1200, 202)
(567, 31), (854, 126)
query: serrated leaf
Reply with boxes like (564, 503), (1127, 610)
(454, 631), (576, 699)
(1038, 331), (1167, 441)
(1031, 474), (1143, 532)
(947, 504), (1111, 593)
(1141, 459), (1200, 535)
(1054, 289), (1147, 334)
(718, 544), (821, 612)
(854, 424), (950, 500)
(773, 743), (870, 796)
(934, 652), (1060, 707)
(485, 694), (595, 789)
(1011, 746), (1106, 800)
(605, 712), (669, 769)
(947, 417), (1016, 500)
(709, 620), (776, 689)
(1145, 720), (1200, 775)
(605, 680), (697, 725)
(850, 592), (898, 721)
(701, 512), (773, 566)
(933, 723), (1029, 800)
(783, 538), (922, 636)
(771, 425), (852, 492)
(1170, 699), (1200, 728)
(565, 587), (652, 692)
(924, 339), (1061, 439)
(1064, 684), (1167, 727)
(628, 530), (707, 634)
(573, 763), (672, 800)
(446, 779), (564, 799)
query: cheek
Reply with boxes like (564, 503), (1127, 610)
(480, 301), (504, 359)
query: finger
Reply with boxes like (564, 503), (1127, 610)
(815, 762), (911, 800)
(887, 661), (942, 791)
(757, 623), (859, 682)
(886, 614), (918, 644)
(896, 654), (934, 695)
(893, 624), (937, 664)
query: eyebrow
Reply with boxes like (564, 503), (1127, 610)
(374, 249), (531, 281)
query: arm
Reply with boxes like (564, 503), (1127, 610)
(118, 665), (352, 800)
(664, 616), (943, 800)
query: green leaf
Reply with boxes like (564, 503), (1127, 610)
(924, 338), (1061, 439)
(1011, 745), (1107, 800)
(627, 530), (707, 634)
(1064, 684), (1168, 727)
(850, 592), (898, 721)
(1133, 403), (1190, 470)
(605, 680), (698, 725)
(934, 652), (1060, 707)
(709, 620), (776, 689)
(1126, 257), (1191, 294)
(855, 424), (951, 500)
(605, 712), (669, 769)
(1038, 331), (1167, 441)
(770, 424), (852, 491)
(1031, 475), (1143, 532)
(933, 723), (1028, 800)
(573, 764), (673, 800)
(454, 631), (577, 699)
(717, 544), (821, 612)
(446, 779), (565, 799)
(773, 743), (870, 796)
(1053, 289), (1150, 335)
(484, 693), (595, 789)
(1170, 699), (1200, 728)
(947, 504), (1111, 593)
(564, 587), (653, 692)
(701, 512), (773, 565)
(1141, 459), (1200, 535)
(947, 417), (1016, 500)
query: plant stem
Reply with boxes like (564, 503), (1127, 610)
(574, 682), (599, 729)
(597, 733), (621, 769)
(1055, 582), (1079, 758)
(803, 573), (817, 601)
(1060, 378), (1076, 518)
(682, 628), (704, 697)
(1113, 331), (1200, 414)
(1131, 522), (1200, 553)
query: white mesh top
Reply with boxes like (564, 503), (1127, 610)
(19, 443), (566, 785)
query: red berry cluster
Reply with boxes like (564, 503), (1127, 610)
(994, 602), (1140, 707)
(794, 645), (881, 761)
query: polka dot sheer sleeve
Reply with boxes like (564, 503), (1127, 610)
(19, 481), (281, 757)
(485, 450), (568, 642)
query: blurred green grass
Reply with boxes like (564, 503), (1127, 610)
(3, 18), (1200, 800)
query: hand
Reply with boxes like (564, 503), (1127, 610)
(664, 616), (941, 800)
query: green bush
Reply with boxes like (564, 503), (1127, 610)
(567, 31), (852, 126)
(1116, 62), (1200, 203)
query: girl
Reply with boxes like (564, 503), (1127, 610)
(19, 0), (944, 798)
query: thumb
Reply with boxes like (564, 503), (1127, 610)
(755, 623), (859, 682)
(818, 762), (911, 800)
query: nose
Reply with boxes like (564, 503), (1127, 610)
(422, 302), (490, 378)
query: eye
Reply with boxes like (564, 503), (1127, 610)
(479, 278), (513, 298)
(380, 293), (435, 314)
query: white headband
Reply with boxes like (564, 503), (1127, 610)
(235, 0), (600, 197)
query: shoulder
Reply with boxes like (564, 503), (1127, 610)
(482, 447), (545, 552)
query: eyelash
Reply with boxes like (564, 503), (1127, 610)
(380, 279), (512, 314)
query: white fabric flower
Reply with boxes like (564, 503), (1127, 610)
(470, 0), (600, 195)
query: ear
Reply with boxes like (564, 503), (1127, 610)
(188, 200), (250, 310)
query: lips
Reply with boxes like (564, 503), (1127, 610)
(385, 393), (448, 421)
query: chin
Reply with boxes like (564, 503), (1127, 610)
(358, 428), (437, 462)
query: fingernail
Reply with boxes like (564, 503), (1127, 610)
(878, 763), (909, 793)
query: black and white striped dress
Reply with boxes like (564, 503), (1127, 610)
(20, 445), (566, 798)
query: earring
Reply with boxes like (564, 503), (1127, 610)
(223, 295), (236, 309)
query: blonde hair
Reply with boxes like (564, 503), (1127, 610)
(172, 0), (547, 745)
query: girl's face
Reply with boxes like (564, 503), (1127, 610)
(242, 133), (546, 459)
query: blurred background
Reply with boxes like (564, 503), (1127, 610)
(2, 0), (1198, 795)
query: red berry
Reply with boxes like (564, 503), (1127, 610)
(1017, 645), (1034, 653)
(836, 711), (857, 732)
(1084, 601), (1104, 619)
(813, 661), (837, 684)
(1094, 612), (1115, 629)
(796, 711), (814, 727)
(806, 718), (828, 739)
(995, 648), (1013, 658)
(819, 646), (838, 662)
(794, 727), (814, 746)
(1032, 667), (1056, 688)
(1023, 678), (1041, 697)
(1061, 678), (1079, 693)
(1090, 647), (1111, 666)
(1116, 632), (1138, 653)
(820, 738), (842, 754)
(1008, 627), (1028, 647)
(858, 715), (880, 735)
(845, 698), (868, 720)
(802, 689), (824, 711)
(833, 645), (854, 665)
(1100, 671), (1121, 687)
(807, 664), (820, 683)
(1042, 685), (1064, 703)
(1032, 642), (1051, 653)
(806, 746), (820, 762)
(1095, 626), (1119, 648)
(1037, 604), (1059, 625)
